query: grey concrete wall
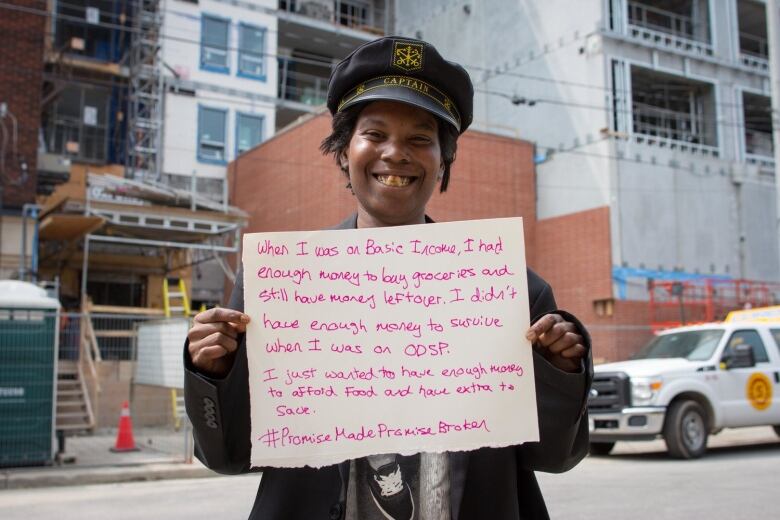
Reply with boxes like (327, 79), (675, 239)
(396, 0), (779, 284)
(614, 143), (778, 282)
(395, 0), (611, 216)
(739, 177), (780, 281)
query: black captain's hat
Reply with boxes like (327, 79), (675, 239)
(326, 36), (474, 133)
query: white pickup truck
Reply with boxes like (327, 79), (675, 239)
(588, 320), (780, 458)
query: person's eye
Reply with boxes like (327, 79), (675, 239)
(362, 130), (384, 139)
(410, 135), (433, 144)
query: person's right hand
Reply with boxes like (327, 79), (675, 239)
(187, 308), (250, 378)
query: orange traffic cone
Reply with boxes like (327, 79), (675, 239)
(110, 401), (139, 452)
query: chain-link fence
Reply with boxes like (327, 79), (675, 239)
(587, 324), (656, 365)
(1, 311), (194, 469)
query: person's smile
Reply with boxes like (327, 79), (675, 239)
(344, 101), (443, 228)
(373, 172), (416, 187)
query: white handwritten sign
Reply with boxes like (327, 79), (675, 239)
(243, 217), (537, 468)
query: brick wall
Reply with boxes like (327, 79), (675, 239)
(533, 206), (613, 316)
(0, 0), (44, 209)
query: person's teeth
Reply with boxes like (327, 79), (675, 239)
(376, 175), (411, 187)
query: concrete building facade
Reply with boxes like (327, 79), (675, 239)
(160, 0), (279, 194)
(394, 0), (780, 331)
(159, 0), (392, 199)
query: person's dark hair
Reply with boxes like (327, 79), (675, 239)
(320, 103), (459, 192)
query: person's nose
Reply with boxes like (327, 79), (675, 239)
(380, 137), (410, 164)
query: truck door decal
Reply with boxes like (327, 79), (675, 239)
(746, 373), (772, 411)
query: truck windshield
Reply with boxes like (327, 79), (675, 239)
(632, 329), (725, 361)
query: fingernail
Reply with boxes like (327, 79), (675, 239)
(241, 315), (250, 323)
(525, 331), (535, 341)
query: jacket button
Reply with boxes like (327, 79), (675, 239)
(328, 503), (343, 519)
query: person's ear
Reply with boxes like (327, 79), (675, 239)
(437, 162), (444, 181)
(338, 152), (349, 173)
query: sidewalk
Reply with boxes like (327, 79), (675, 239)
(0, 430), (216, 490)
(2, 426), (776, 490)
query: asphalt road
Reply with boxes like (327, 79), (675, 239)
(1, 428), (778, 520)
(539, 428), (780, 519)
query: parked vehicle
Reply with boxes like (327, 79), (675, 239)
(588, 321), (780, 458)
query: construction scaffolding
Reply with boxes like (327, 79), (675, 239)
(126, 0), (164, 181)
(648, 278), (780, 331)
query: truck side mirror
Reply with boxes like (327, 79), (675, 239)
(722, 343), (755, 369)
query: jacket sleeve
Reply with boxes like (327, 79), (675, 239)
(184, 267), (254, 475)
(517, 270), (594, 473)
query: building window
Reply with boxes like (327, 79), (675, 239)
(198, 106), (228, 163)
(43, 84), (111, 164)
(236, 113), (264, 155)
(622, 1), (712, 56)
(238, 24), (266, 79)
(630, 66), (717, 149)
(742, 92), (773, 165)
(201, 15), (229, 72)
(738, 0), (769, 70)
(338, 0), (370, 28)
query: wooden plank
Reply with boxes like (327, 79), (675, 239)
(56, 423), (93, 431)
(93, 330), (136, 338)
(88, 304), (165, 315)
(39, 214), (105, 241)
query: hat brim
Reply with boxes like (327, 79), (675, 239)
(337, 78), (461, 132)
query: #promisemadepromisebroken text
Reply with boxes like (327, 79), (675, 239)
(243, 218), (537, 468)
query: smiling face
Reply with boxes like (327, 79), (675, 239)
(341, 101), (444, 228)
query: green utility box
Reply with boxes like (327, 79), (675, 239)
(0, 281), (60, 467)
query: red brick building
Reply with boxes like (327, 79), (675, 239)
(0, 0), (44, 209)
(0, 0), (45, 279)
(229, 112), (654, 362)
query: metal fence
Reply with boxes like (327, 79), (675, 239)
(587, 324), (655, 365)
(2, 311), (194, 469)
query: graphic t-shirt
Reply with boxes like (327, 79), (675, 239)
(345, 452), (451, 520)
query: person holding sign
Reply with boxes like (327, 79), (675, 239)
(185, 37), (592, 520)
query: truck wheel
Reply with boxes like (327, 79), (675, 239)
(589, 442), (615, 456)
(663, 400), (708, 459)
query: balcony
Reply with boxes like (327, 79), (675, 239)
(625, 0), (712, 56)
(278, 57), (331, 106)
(278, 0), (387, 35)
(738, 0), (769, 72)
(629, 66), (718, 156)
(276, 56), (335, 129)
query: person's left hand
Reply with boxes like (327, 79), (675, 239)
(526, 313), (586, 373)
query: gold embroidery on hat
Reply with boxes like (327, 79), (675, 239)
(392, 41), (423, 72)
(337, 75), (461, 130)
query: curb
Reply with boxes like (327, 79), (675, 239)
(1, 462), (216, 490)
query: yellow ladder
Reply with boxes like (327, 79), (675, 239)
(171, 388), (186, 431)
(162, 278), (191, 318)
(163, 277), (190, 430)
